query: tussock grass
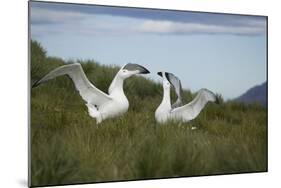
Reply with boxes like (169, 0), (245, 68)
(30, 40), (267, 187)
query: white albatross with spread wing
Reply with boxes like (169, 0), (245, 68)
(155, 71), (219, 123)
(32, 63), (150, 123)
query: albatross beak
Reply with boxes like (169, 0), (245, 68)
(123, 63), (150, 74)
(157, 72), (163, 77)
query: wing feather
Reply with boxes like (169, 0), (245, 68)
(171, 88), (217, 121)
(33, 63), (112, 106)
(165, 72), (183, 108)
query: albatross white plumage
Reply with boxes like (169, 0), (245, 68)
(155, 71), (219, 123)
(33, 63), (150, 123)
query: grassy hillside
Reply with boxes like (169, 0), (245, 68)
(30, 40), (267, 187)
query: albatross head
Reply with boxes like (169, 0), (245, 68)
(157, 71), (171, 90)
(118, 63), (150, 79)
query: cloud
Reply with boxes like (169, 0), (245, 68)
(30, 1), (267, 37)
(31, 1), (266, 27)
(133, 20), (266, 35)
(30, 7), (88, 25)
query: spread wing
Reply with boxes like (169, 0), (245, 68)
(32, 63), (112, 107)
(171, 88), (217, 121)
(165, 72), (183, 108)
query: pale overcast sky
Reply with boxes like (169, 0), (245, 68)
(30, 1), (267, 99)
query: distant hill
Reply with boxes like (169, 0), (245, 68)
(235, 82), (267, 107)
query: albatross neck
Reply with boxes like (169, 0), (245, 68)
(161, 86), (172, 109)
(108, 74), (126, 97)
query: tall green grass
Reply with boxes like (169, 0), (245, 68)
(30, 40), (267, 187)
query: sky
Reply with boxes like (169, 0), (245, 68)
(30, 1), (267, 100)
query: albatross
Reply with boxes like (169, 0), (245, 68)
(155, 71), (219, 123)
(32, 63), (150, 123)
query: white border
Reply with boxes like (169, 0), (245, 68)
(1, 0), (280, 188)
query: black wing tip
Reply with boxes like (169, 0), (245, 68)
(165, 72), (173, 85)
(215, 96), (220, 104)
(32, 80), (40, 88)
(215, 95), (223, 104)
(32, 79), (45, 88)
(201, 88), (221, 104)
